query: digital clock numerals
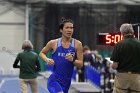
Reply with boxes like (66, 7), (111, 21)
(97, 33), (137, 46)
(106, 34), (123, 44)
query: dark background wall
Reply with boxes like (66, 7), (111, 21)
(29, 3), (140, 57)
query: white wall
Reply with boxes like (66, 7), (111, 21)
(0, 3), (25, 75)
(0, 7), (25, 51)
(0, 51), (19, 75)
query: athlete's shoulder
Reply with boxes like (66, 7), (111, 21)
(47, 38), (59, 50)
(74, 39), (83, 49)
(49, 39), (57, 43)
(74, 38), (82, 45)
(48, 39), (58, 45)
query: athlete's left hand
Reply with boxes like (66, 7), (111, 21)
(65, 53), (74, 62)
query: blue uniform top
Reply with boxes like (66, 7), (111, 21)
(52, 38), (76, 79)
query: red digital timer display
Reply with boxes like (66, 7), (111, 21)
(97, 33), (123, 46)
(97, 33), (137, 46)
(106, 34), (123, 44)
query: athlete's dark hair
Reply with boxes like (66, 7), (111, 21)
(59, 17), (74, 30)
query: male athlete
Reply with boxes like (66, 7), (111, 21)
(39, 18), (83, 93)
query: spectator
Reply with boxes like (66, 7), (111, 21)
(13, 40), (40, 93)
(92, 49), (103, 70)
(77, 45), (95, 82)
(110, 23), (140, 93)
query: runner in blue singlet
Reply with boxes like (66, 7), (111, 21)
(40, 18), (83, 93)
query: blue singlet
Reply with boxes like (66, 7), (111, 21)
(47, 38), (76, 93)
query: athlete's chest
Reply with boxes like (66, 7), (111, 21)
(55, 47), (76, 58)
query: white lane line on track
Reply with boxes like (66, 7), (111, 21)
(0, 77), (18, 89)
(0, 80), (5, 89)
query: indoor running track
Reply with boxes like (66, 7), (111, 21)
(0, 76), (49, 93)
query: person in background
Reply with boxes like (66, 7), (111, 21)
(83, 45), (95, 66)
(92, 49), (103, 70)
(110, 23), (140, 93)
(39, 18), (83, 93)
(13, 40), (40, 93)
(77, 45), (95, 82)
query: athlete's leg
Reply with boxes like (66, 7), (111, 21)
(47, 77), (63, 93)
(60, 80), (71, 93)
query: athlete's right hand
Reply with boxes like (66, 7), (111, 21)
(45, 58), (55, 65)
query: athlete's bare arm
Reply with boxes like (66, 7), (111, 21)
(73, 40), (83, 68)
(39, 39), (57, 65)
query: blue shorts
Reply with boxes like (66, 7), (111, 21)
(47, 73), (71, 93)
